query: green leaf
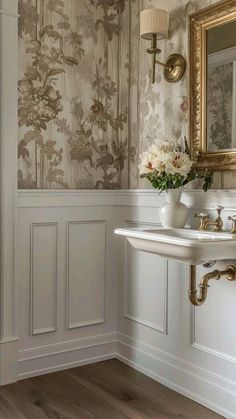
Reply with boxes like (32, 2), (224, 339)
(139, 169), (213, 192)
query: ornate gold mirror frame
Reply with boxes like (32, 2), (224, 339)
(189, 0), (236, 170)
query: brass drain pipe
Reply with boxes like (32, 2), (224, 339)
(188, 265), (236, 306)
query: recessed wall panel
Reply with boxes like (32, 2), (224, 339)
(67, 221), (106, 329)
(31, 223), (57, 335)
(124, 222), (168, 334)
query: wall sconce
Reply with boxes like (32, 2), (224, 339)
(140, 8), (186, 84)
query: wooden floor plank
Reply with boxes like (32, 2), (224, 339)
(70, 360), (223, 419)
(0, 359), (225, 419)
(0, 392), (26, 419)
(0, 379), (82, 419)
(34, 371), (129, 419)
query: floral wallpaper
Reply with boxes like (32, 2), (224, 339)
(137, 0), (218, 188)
(137, 0), (236, 189)
(19, 0), (234, 190)
(18, 0), (136, 189)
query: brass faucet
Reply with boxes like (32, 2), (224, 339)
(194, 206), (224, 232)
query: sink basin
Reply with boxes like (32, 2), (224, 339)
(115, 227), (236, 264)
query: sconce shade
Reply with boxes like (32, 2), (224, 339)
(140, 8), (168, 40)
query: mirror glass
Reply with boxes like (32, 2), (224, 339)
(207, 20), (236, 152)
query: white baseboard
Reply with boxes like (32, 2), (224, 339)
(17, 331), (236, 418)
(18, 353), (117, 380)
(117, 333), (236, 419)
(18, 332), (117, 380)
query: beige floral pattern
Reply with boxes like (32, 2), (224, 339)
(19, 0), (221, 190)
(138, 0), (218, 188)
(18, 0), (131, 189)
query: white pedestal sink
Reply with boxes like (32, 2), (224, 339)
(115, 227), (236, 265)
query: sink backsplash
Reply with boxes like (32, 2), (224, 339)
(181, 190), (236, 232)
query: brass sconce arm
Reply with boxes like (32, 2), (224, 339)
(146, 34), (186, 84)
(146, 35), (167, 68)
(188, 265), (236, 306)
(155, 59), (167, 68)
(146, 34), (164, 83)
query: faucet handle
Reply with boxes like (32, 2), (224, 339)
(194, 212), (209, 219)
(228, 215), (236, 233)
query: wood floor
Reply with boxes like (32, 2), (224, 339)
(0, 359), (224, 419)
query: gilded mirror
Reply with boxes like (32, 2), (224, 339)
(189, 0), (236, 170)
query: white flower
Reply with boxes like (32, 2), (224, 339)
(165, 152), (192, 176)
(152, 151), (168, 172)
(139, 140), (192, 177)
(138, 151), (155, 174)
(139, 145), (167, 174)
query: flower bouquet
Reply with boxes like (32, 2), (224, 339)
(139, 140), (213, 228)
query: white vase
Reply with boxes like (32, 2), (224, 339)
(159, 189), (188, 229)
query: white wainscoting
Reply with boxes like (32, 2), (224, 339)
(17, 196), (118, 380)
(17, 190), (236, 418)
